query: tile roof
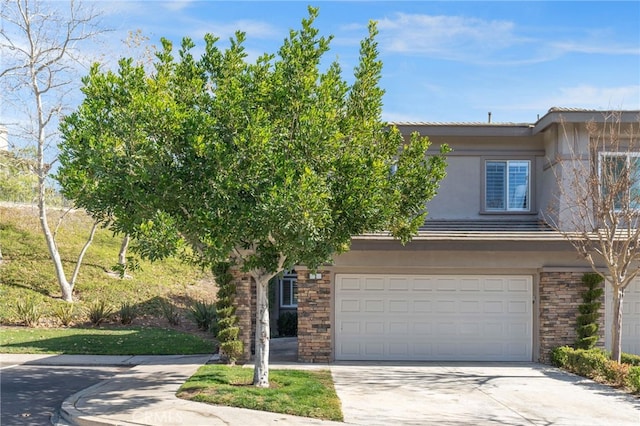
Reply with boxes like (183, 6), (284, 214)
(355, 220), (566, 241)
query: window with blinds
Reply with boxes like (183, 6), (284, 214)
(485, 160), (530, 212)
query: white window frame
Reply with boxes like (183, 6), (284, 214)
(484, 159), (531, 212)
(599, 152), (640, 211)
(279, 273), (298, 308)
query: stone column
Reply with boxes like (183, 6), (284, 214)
(538, 271), (605, 363)
(297, 269), (332, 362)
(232, 269), (254, 363)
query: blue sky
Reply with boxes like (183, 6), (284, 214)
(92, 1), (640, 124)
(2, 0), (638, 135)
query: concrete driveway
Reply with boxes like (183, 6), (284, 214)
(329, 362), (640, 426)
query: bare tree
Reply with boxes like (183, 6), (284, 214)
(548, 111), (640, 362)
(0, 0), (105, 301)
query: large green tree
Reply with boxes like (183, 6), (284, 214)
(57, 8), (449, 387)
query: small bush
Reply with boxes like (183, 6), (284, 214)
(219, 340), (244, 363)
(217, 326), (239, 342)
(552, 346), (640, 394)
(571, 348), (608, 378)
(14, 297), (42, 327)
(575, 273), (603, 350)
(604, 359), (630, 387)
(628, 367), (640, 393)
(621, 352), (640, 366)
(87, 300), (114, 326)
(550, 346), (572, 367)
(188, 299), (217, 331)
(159, 299), (180, 326)
(119, 301), (137, 325)
(277, 311), (298, 337)
(53, 302), (75, 326)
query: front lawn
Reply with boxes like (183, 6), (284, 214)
(0, 326), (215, 355)
(177, 365), (343, 421)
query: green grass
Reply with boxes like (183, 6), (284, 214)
(0, 205), (216, 325)
(0, 326), (215, 355)
(177, 365), (343, 421)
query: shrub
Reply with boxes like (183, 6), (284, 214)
(628, 367), (640, 393)
(53, 302), (75, 326)
(277, 311), (298, 337)
(217, 326), (240, 342)
(621, 352), (640, 366)
(119, 301), (137, 325)
(159, 299), (181, 326)
(14, 297), (42, 327)
(604, 359), (630, 387)
(87, 300), (114, 326)
(213, 262), (243, 364)
(550, 346), (572, 367)
(552, 345), (640, 394)
(570, 348), (608, 378)
(219, 340), (243, 361)
(188, 299), (217, 331)
(575, 273), (603, 350)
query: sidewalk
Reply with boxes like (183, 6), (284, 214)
(2, 339), (345, 426)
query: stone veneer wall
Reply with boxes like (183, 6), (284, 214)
(232, 269), (255, 363)
(297, 269), (332, 362)
(538, 271), (605, 363)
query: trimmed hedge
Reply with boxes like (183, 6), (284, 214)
(551, 346), (640, 393)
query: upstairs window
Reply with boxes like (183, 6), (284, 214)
(485, 160), (530, 212)
(600, 153), (640, 210)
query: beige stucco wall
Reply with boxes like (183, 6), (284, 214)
(419, 133), (546, 220)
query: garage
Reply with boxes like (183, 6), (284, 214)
(335, 274), (533, 361)
(606, 278), (640, 355)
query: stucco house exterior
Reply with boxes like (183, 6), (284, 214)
(236, 108), (640, 364)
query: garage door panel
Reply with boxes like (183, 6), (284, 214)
(484, 279), (505, 291)
(413, 300), (432, 312)
(339, 277), (361, 290)
(389, 278), (409, 291)
(389, 300), (409, 312)
(459, 278), (481, 291)
(364, 300), (384, 312)
(413, 278), (434, 291)
(509, 301), (528, 313)
(459, 300), (480, 313)
(340, 299), (360, 312)
(335, 274), (533, 361)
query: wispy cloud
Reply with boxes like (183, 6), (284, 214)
(186, 19), (280, 42)
(376, 13), (526, 62)
(162, 0), (196, 13)
(549, 41), (640, 56)
(499, 85), (640, 113)
(550, 85), (640, 110)
(373, 12), (639, 65)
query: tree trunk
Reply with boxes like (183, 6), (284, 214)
(39, 190), (73, 302)
(611, 285), (624, 363)
(252, 277), (270, 387)
(118, 234), (130, 266)
(70, 222), (98, 286)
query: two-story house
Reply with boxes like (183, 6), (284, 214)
(238, 108), (640, 364)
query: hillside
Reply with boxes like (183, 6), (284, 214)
(0, 204), (217, 327)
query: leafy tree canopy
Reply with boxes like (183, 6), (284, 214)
(58, 7), (449, 276)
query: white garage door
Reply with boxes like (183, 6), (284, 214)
(606, 278), (640, 355)
(335, 274), (533, 361)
